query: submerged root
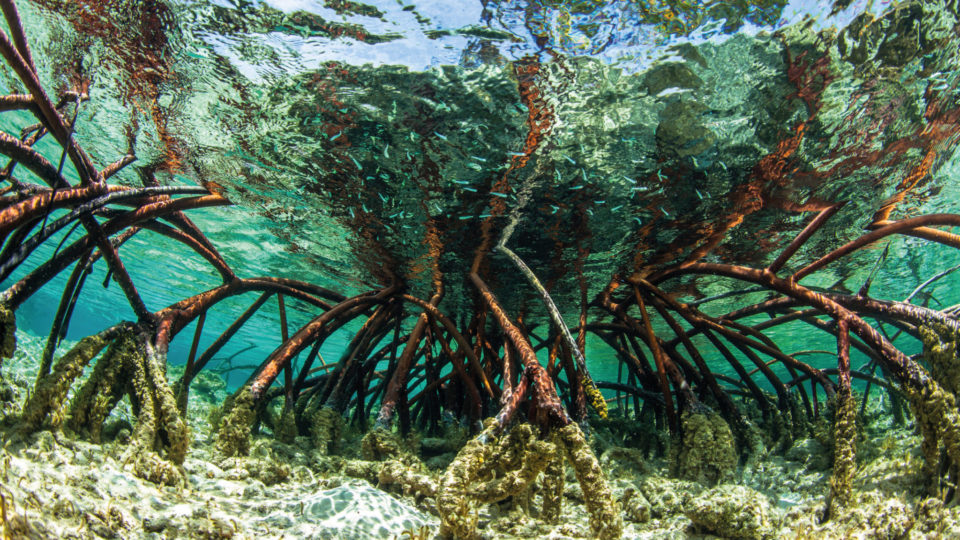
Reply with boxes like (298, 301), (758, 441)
(475, 424), (556, 504)
(539, 446), (565, 523)
(310, 406), (342, 455)
(673, 409), (738, 486)
(905, 378), (960, 498)
(378, 461), (437, 498)
(437, 421), (621, 540)
(19, 329), (116, 433)
(215, 386), (256, 457)
(67, 331), (138, 442)
(361, 427), (409, 461)
(274, 404), (298, 444)
(65, 328), (189, 486)
(437, 422), (495, 539)
(557, 422), (623, 540)
(828, 388), (858, 516)
(0, 304), (14, 361)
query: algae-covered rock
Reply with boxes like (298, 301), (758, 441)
(826, 490), (913, 539)
(639, 476), (702, 518)
(673, 409), (738, 486)
(622, 486), (651, 523)
(686, 485), (779, 540)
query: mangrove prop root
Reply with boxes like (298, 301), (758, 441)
(905, 379), (960, 496)
(274, 404), (298, 444)
(495, 244), (607, 419)
(19, 327), (116, 433)
(0, 304), (13, 360)
(557, 422), (623, 540)
(60, 327), (188, 485)
(437, 422), (496, 539)
(309, 406), (342, 455)
(438, 422), (621, 539)
(67, 331), (136, 441)
(475, 424), (555, 504)
(540, 442), (565, 523)
(378, 461), (437, 498)
(215, 386), (256, 457)
(673, 409), (738, 486)
(828, 390), (857, 515)
(140, 336), (189, 466)
(907, 324), (960, 495)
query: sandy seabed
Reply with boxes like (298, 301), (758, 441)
(0, 329), (958, 540)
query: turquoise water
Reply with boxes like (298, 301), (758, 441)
(3, 0), (960, 398)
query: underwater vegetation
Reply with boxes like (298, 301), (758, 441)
(0, 0), (959, 538)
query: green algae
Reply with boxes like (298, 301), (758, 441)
(19, 330), (114, 433)
(827, 388), (858, 516)
(673, 409), (738, 486)
(0, 305), (14, 361)
(215, 386), (256, 457)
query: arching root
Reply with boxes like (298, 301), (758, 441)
(557, 422), (623, 540)
(437, 422), (622, 540)
(19, 326), (122, 433)
(65, 327), (190, 486)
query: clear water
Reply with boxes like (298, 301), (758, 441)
(3, 0), (960, 393)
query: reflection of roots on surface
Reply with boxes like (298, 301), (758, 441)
(437, 421), (622, 540)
